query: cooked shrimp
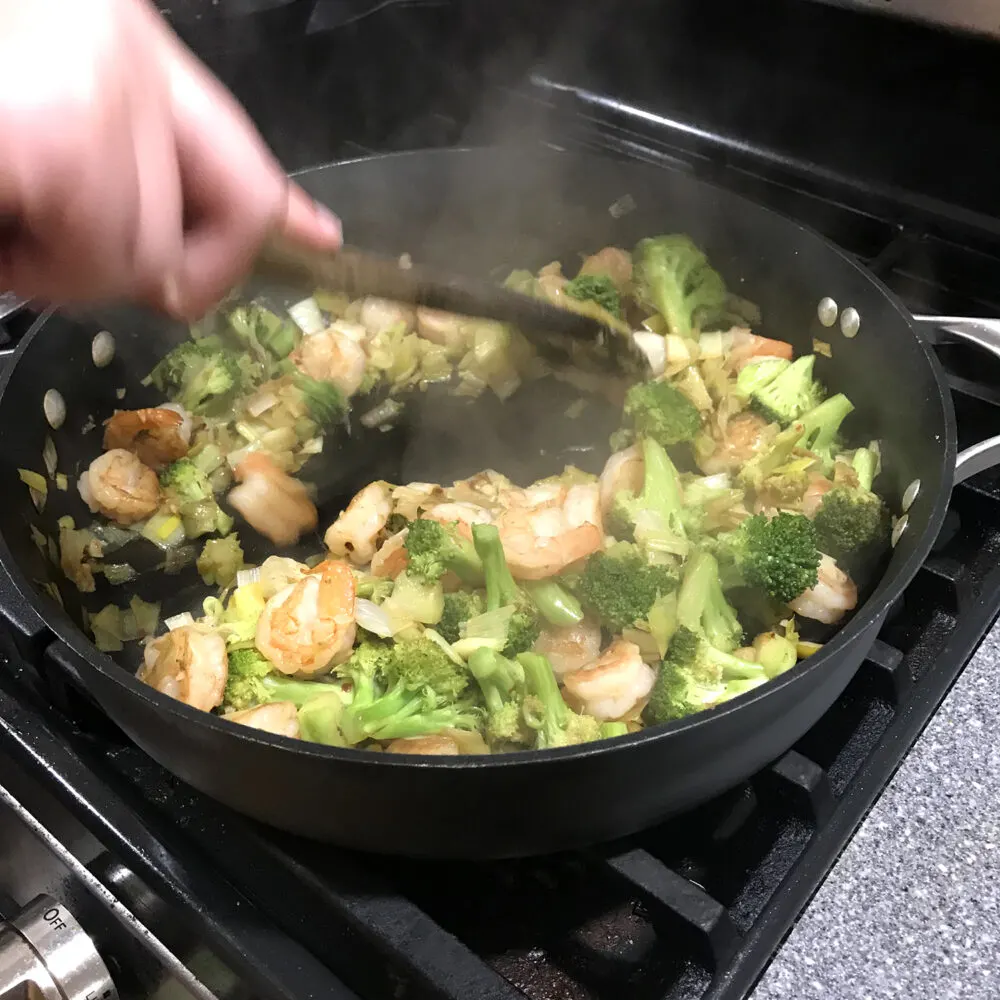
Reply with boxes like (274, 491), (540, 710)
(386, 734), (460, 755)
(103, 406), (191, 469)
(416, 308), (469, 352)
(562, 639), (656, 721)
(223, 701), (301, 739)
(255, 559), (357, 676)
(78, 448), (160, 525)
(324, 481), (393, 565)
(577, 247), (632, 290)
(423, 501), (493, 538)
(788, 554), (858, 625)
(291, 328), (368, 396)
(228, 453), (317, 546)
(697, 412), (775, 476)
(497, 482), (603, 580)
(728, 330), (794, 370)
(599, 445), (644, 517)
(370, 529), (409, 579)
(802, 475), (835, 518)
(533, 619), (603, 676)
(139, 626), (227, 712)
(359, 297), (415, 337)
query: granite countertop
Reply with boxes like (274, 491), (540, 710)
(752, 622), (1000, 1000)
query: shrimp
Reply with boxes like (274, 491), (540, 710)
(728, 329), (794, 370)
(78, 448), (160, 525)
(228, 453), (317, 546)
(386, 734), (460, 755)
(577, 247), (633, 290)
(324, 481), (393, 565)
(697, 412), (775, 476)
(255, 558), (357, 676)
(139, 626), (227, 712)
(291, 328), (368, 397)
(103, 406), (191, 470)
(359, 297), (416, 337)
(223, 701), (301, 739)
(497, 482), (604, 580)
(423, 501), (493, 538)
(370, 529), (409, 579)
(802, 475), (835, 518)
(562, 639), (656, 721)
(533, 619), (603, 676)
(416, 308), (469, 352)
(788, 554), (858, 625)
(599, 445), (644, 517)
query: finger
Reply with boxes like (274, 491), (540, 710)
(164, 44), (286, 319)
(282, 182), (342, 250)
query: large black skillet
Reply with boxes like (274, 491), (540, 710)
(0, 148), (995, 858)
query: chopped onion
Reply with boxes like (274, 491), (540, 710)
(300, 437), (323, 456)
(355, 598), (395, 638)
(42, 436), (57, 479)
(91, 330), (115, 367)
(236, 567), (261, 587)
(18, 468), (47, 494)
(101, 563), (137, 586)
(360, 398), (404, 429)
(288, 297), (325, 336)
(55, 474), (68, 491)
(141, 514), (185, 549)
(422, 628), (465, 665)
(165, 612), (194, 631)
(43, 389), (66, 429)
(163, 545), (196, 575)
(246, 391), (279, 417)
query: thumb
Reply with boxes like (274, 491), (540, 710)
(281, 182), (342, 250)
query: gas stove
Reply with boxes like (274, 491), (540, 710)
(3, 2), (1000, 998)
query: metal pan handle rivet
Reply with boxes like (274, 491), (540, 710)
(43, 389), (65, 430)
(840, 307), (860, 338)
(901, 478), (920, 513)
(817, 297), (838, 327)
(891, 513), (909, 548)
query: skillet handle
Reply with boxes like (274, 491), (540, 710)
(913, 315), (1000, 483)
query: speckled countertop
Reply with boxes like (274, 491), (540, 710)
(751, 622), (1000, 1000)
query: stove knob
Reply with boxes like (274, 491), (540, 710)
(0, 895), (117, 1000)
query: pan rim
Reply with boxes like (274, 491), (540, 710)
(0, 145), (957, 771)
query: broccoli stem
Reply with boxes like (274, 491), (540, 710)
(852, 447), (878, 492)
(796, 393), (854, 453)
(297, 693), (348, 746)
(473, 524), (520, 611)
(599, 721), (629, 739)
(468, 647), (520, 712)
(523, 580), (584, 627)
(260, 675), (344, 707)
(517, 652), (569, 743)
(676, 549), (741, 652)
(639, 436), (685, 535)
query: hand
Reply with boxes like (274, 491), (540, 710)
(0, 0), (341, 319)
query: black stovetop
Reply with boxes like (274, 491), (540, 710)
(5, 3), (1000, 999)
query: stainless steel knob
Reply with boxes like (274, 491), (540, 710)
(0, 895), (117, 1000)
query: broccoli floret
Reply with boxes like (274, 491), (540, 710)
(293, 371), (348, 425)
(574, 542), (679, 632)
(437, 590), (486, 644)
(229, 303), (300, 360)
(674, 549), (744, 653)
(518, 652), (602, 748)
(468, 647), (532, 747)
(644, 625), (767, 725)
(623, 379), (702, 447)
(563, 273), (623, 320)
(608, 436), (687, 555)
(404, 518), (483, 585)
(145, 340), (206, 395)
(736, 357), (790, 396)
(180, 350), (240, 413)
(160, 458), (213, 505)
(795, 394), (855, 464)
(472, 524), (541, 656)
(632, 234), (728, 340)
(222, 647), (344, 712)
(813, 486), (891, 566)
(749, 355), (824, 425)
(712, 513), (820, 605)
(337, 637), (476, 744)
(196, 533), (245, 588)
